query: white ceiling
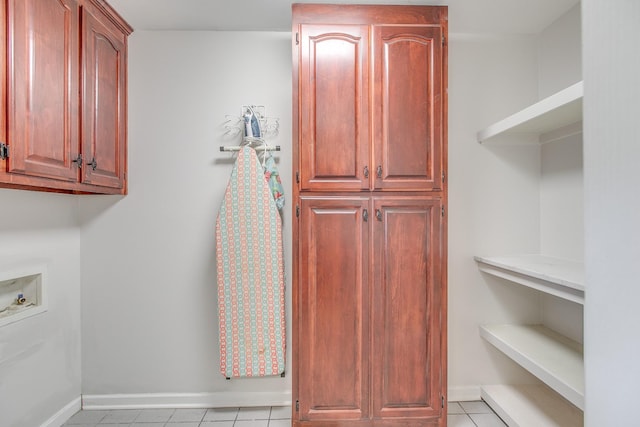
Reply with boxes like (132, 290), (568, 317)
(107, 0), (579, 35)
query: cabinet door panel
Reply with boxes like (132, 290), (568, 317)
(81, 2), (127, 189)
(298, 197), (370, 421)
(299, 25), (370, 191)
(373, 25), (443, 191)
(7, 0), (79, 181)
(372, 197), (443, 419)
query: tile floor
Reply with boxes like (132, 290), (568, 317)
(64, 401), (506, 427)
(448, 401), (507, 427)
(64, 406), (291, 427)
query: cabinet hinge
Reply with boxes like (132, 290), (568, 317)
(296, 400), (299, 411)
(442, 35), (446, 46)
(441, 206), (445, 217)
(0, 143), (9, 160)
(295, 32), (299, 45)
(295, 171), (300, 183)
(442, 171), (446, 183)
(442, 396), (445, 408)
(296, 205), (300, 218)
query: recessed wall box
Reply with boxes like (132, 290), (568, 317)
(0, 259), (48, 328)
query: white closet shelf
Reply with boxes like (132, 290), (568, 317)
(480, 324), (584, 410)
(477, 81), (583, 144)
(474, 254), (584, 304)
(481, 384), (583, 427)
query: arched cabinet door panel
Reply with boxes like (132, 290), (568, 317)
(7, 0), (79, 182)
(372, 25), (444, 191)
(298, 25), (370, 192)
(81, 0), (128, 190)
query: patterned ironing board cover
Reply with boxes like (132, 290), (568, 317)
(215, 146), (285, 378)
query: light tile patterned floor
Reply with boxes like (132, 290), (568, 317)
(64, 406), (291, 427)
(448, 401), (507, 427)
(64, 401), (505, 427)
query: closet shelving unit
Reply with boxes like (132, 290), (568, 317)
(477, 81), (583, 144)
(475, 81), (584, 427)
(474, 255), (584, 305)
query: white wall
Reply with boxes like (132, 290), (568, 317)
(78, 31), (292, 405)
(583, 0), (640, 424)
(0, 190), (82, 427)
(537, 4), (583, 265)
(537, 3), (584, 346)
(540, 134), (583, 262)
(447, 34), (543, 399)
(537, 3), (582, 99)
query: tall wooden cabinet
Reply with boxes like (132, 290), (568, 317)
(0, 0), (131, 194)
(292, 5), (448, 426)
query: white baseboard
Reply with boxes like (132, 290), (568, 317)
(70, 388), (479, 412)
(448, 386), (481, 402)
(41, 396), (82, 427)
(81, 391), (292, 410)
(82, 388), (481, 409)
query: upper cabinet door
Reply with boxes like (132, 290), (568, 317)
(372, 25), (444, 191)
(81, 1), (127, 190)
(7, 0), (79, 182)
(298, 25), (370, 191)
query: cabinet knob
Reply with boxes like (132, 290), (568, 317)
(376, 209), (382, 221)
(72, 154), (83, 168)
(376, 165), (382, 178)
(363, 166), (369, 178)
(363, 209), (369, 222)
(87, 158), (97, 171)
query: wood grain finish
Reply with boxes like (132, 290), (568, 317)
(81, 0), (127, 190)
(0, 0), (131, 194)
(7, 0), (79, 182)
(299, 25), (370, 191)
(371, 197), (443, 418)
(293, 4), (447, 426)
(298, 196), (370, 422)
(373, 25), (443, 191)
(295, 6), (446, 193)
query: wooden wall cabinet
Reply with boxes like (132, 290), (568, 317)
(297, 8), (444, 193)
(293, 4), (448, 426)
(0, 0), (132, 194)
(297, 196), (443, 424)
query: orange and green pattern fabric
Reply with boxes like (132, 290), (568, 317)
(215, 146), (285, 378)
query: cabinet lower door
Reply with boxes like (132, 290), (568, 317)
(81, 1), (127, 189)
(371, 196), (444, 421)
(297, 196), (370, 422)
(7, 0), (79, 182)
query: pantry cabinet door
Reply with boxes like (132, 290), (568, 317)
(298, 24), (370, 191)
(297, 196), (370, 422)
(6, 0), (79, 182)
(372, 25), (444, 191)
(371, 196), (444, 420)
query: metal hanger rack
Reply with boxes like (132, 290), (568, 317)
(220, 105), (280, 152)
